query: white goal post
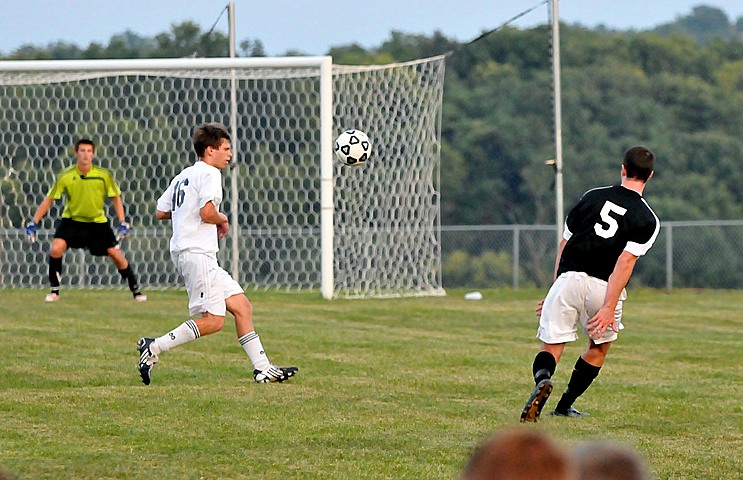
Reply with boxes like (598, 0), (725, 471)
(0, 55), (446, 299)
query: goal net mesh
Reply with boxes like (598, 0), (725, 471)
(0, 56), (445, 298)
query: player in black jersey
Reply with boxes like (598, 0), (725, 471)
(520, 146), (660, 422)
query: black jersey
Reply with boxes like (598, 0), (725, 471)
(557, 185), (660, 281)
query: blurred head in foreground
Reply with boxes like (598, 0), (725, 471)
(573, 440), (652, 480)
(462, 428), (574, 480)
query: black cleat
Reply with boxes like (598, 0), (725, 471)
(137, 337), (159, 385)
(253, 366), (299, 383)
(550, 406), (589, 418)
(520, 379), (553, 423)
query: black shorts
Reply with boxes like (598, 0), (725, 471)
(54, 218), (118, 256)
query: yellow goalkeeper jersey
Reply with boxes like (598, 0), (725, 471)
(46, 165), (121, 223)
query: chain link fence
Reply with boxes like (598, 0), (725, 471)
(3, 220), (741, 292)
(441, 220), (743, 290)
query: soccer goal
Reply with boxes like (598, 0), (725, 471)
(0, 55), (446, 299)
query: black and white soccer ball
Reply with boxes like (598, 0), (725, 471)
(334, 129), (371, 166)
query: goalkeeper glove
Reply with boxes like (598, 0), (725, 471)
(116, 221), (132, 241)
(25, 220), (37, 243)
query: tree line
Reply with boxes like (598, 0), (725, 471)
(2, 6), (742, 227)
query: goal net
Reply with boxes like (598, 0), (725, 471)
(0, 56), (446, 299)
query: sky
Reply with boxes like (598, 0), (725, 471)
(1, 0), (742, 57)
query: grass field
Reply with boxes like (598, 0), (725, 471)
(1, 288), (741, 479)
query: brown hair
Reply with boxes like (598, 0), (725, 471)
(623, 146), (655, 181)
(462, 429), (574, 480)
(573, 441), (651, 480)
(74, 138), (95, 152)
(193, 123), (231, 157)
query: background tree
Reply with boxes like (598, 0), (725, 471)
(654, 6), (739, 43)
(1, 8), (742, 227)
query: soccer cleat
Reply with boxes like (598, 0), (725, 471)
(133, 293), (148, 302)
(45, 293), (60, 302)
(520, 378), (554, 423)
(137, 337), (159, 385)
(253, 365), (299, 383)
(550, 406), (589, 418)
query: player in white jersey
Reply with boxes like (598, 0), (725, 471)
(520, 146), (659, 422)
(137, 122), (298, 385)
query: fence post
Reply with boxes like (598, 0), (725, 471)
(512, 226), (520, 289)
(665, 224), (673, 292)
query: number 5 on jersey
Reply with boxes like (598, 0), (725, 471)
(594, 201), (627, 239)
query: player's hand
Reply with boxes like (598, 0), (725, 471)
(586, 306), (619, 339)
(25, 220), (37, 243)
(217, 222), (229, 239)
(116, 221), (132, 241)
(535, 298), (546, 317)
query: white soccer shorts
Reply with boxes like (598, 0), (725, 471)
(537, 271), (627, 345)
(172, 251), (245, 318)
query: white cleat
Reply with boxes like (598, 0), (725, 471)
(45, 293), (60, 302)
(253, 366), (299, 383)
(134, 294), (148, 302)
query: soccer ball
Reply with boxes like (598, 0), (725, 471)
(334, 129), (371, 166)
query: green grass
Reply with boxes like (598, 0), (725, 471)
(1, 288), (741, 479)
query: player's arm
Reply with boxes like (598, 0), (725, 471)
(155, 183), (174, 221)
(111, 195), (135, 240)
(199, 200), (227, 224)
(586, 250), (639, 339)
(31, 197), (55, 223)
(111, 196), (127, 223)
(25, 196), (55, 242)
(200, 201), (229, 238)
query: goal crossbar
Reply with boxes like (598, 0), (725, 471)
(0, 57), (332, 71)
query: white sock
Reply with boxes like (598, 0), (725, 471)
(238, 332), (271, 371)
(154, 320), (200, 353)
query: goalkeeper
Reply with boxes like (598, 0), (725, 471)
(25, 138), (146, 302)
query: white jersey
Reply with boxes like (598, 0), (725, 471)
(156, 161), (223, 254)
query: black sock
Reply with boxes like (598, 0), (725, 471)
(532, 351), (557, 384)
(555, 356), (601, 413)
(118, 266), (142, 296)
(48, 256), (62, 294)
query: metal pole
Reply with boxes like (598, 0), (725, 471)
(512, 226), (520, 289)
(551, 0), (564, 246)
(228, 0), (240, 282)
(665, 224), (673, 291)
(319, 58), (334, 299)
